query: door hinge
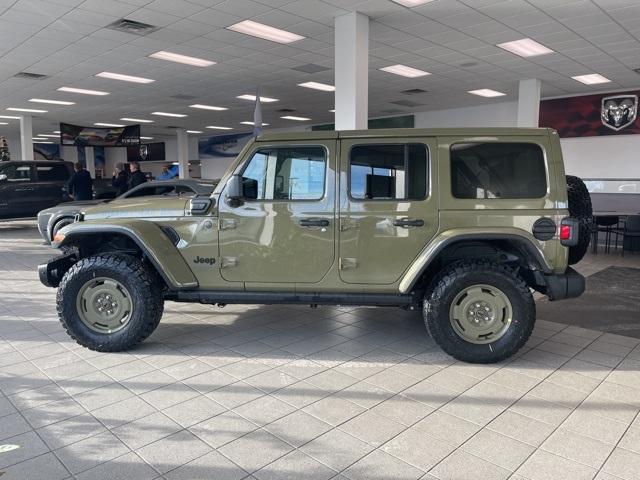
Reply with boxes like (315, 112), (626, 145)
(220, 257), (238, 269)
(339, 257), (357, 270)
(218, 218), (237, 230)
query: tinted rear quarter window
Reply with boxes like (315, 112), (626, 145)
(451, 142), (546, 199)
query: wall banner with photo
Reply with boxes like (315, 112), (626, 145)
(60, 123), (141, 146)
(539, 90), (639, 138)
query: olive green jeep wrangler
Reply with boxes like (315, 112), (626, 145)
(39, 128), (591, 363)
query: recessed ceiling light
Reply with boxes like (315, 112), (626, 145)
(240, 121), (269, 126)
(298, 81), (335, 92)
(120, 117), (154, 123)
(468, 89), (506, 97)
(149, 51), (215, 67)
(7, 107), (47, 113)
(151, 112), (187, 117)
(281, 115), (310, 121)
(226, 20), (304, 44)
(140, 136), (154, 140)
(94, 122), (125, 127)
(0, 115), (20, 119)
(186, 130), (203, 134)
(237, 94), (278, 103)
(497, 38), (553, 57)
(391, 0), (436, 5)
(329, 109), (335, 112)
(58, 86), (110, 96)
(189, 104), (228, 111)
(29, 98), (75, 105)
(36, 134), (60, 138)
(572, 74), (611, 85)
(95, 71), (155, 84)
(380, 64), (430, 78)
(206, 125), (233, 130)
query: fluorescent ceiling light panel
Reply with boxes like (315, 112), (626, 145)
(240, 121), (269, 126)
(53, 130), (60, 133)
(237, 94), (278, 103)
(380, 64), (430, 78)
(32, 138), (48, 141)
(281, 115), (310, 121)
(186, 130), (203, 133)
(37, 134), (59, 138)
(0, 115), (20, 119)
(7, 107), (47, 113)
(0, 122), (8, 125)
(189, 104), (228, 111)
(151, 112), (187, 117)
(226, 20), (304, 44)
(94, 122), (125, 127)
(29, 98), (75, 105)
(572, 73), (611, 85)
(95, 72), (155, 84)
(298, 81), (335, 92)
(140, 136), (154, 140)
(497, 38), (553, 57)
(329, 109), (335, 112)
(206, 125), (233, 130)
(149, 51), (215, 67)
(468, 89), (506, 97)
(58, 86), (109, 96)
(34, 141), (53, 144)
(391, 0), (436, 5)
(120, 117), (154, 123)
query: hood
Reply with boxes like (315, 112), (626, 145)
(82, 196), (189, 220)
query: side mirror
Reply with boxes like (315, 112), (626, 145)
(226, 174), (243, 201)
(0, 174), (7, 182)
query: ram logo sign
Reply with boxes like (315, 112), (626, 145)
(601, 95), (638, 131)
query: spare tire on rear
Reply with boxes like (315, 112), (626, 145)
(566, 175), (592, 265)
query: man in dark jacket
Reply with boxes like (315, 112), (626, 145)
(67, 162), (93, 200)
(128, 162), (147, 190)
(112, 164), (128, 196)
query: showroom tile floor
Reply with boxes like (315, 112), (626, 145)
(1, 221), (640, 480)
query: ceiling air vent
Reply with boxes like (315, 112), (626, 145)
(390, 99), (425, 108)
(401, 88), (427, 95)
(634, 68), (640, 75)
(291, 63), (330, 73)
(170, 94), (197, 100)
(277, 108), (296, 113)
(106, 18), (159, 35)
(460, 61), (478, 67)
(13, 72), (48, 80)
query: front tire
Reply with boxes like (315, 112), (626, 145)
(424, 261), (535, 363)
(57, 254), (164, 352)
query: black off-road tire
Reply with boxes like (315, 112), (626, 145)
(57, 254), (164, 352)
(566, 175), (593, 265)
(423, 261), (536, 363)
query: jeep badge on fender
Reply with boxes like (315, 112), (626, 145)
(193, 256), (216, 266)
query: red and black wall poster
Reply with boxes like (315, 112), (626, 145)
(539, 90), (639, 138)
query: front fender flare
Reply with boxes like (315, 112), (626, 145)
(55, 220), (198, 290)
(399, 228), (553, 294)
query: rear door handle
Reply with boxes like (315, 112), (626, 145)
(299, 218), (329, 227)
(393, 218), (424, 228)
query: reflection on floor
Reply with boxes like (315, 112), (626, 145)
(1, 221), (639, 480)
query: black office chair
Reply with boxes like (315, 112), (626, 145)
(592, 215), (619, 254)
(619, 215), (640, 256)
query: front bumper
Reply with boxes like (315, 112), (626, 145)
(38, 251), (77, 288)
(541, 267), (585, 301)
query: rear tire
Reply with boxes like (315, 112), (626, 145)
(424, 261), (535, 363)
(566, 175), (592, 265)
(57, 254), (164, 352)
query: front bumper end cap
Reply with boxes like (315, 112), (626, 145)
(38, 252), (77, 288)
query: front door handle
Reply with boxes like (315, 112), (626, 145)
(393, 218), (424, 228)
(299, 218), (329, 227)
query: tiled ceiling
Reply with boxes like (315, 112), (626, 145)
(0, 0), (639, 139)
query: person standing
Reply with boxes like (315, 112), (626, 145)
(128, 162), (147, 190)
(67, 162), (93, 201)
(111, 164), (128, 196)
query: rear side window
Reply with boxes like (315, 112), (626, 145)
(36, 164), (69, 181)
(350, 144), (428, 200)
(451, 142), (546, 199)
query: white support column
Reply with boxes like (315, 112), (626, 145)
(334, 11), (369, 131)
(176, 128), (189, 179)
(85, 147), (95, 177)
(19, 115), (33, 160)
(517, 78), (542, 127)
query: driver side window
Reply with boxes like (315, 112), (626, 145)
(241, 146), (326, 201)
(0, 164), (32, 182)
